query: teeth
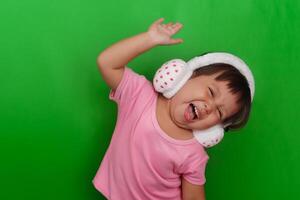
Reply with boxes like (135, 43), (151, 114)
(195, 106), (199, 118)
(191, 103), (199, 119)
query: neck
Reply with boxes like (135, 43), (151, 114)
(157, 94), (194, 140)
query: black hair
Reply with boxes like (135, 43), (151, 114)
(190, 52), (252, 132)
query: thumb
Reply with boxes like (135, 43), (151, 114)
(153, 17), (164, 26)
(169, 38), (184, 44)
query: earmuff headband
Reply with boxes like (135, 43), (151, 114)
(187, 52), (255, 101)
(153, 52), (255, 148)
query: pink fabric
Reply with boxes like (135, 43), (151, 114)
(92, 67), (209, 200)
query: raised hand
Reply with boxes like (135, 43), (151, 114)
(147, 18), (184, 46)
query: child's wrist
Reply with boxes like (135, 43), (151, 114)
(144, 31), (161, 47)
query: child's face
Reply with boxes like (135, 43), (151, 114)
(168, 71), (241, 131)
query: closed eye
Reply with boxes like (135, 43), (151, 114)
(209, 87), (223, 120)
(208, 87), (214, 96)
(218, 109), (223, 120)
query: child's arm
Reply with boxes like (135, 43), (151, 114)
(97, 18), (183, 91)
(182, 178), (206, 200)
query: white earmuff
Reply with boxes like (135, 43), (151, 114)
(153, 52), (255, 148)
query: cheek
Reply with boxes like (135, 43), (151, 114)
(171, 102), (184, 117)
(193, 114), (220, 129)
(168, 100), (180, 117)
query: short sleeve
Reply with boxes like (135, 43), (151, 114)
(109, 66), (151, 106)
(179, 153), (209, 185)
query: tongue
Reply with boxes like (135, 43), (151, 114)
(185, 104), (196, 121)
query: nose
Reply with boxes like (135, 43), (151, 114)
(203, 102), (214, 115)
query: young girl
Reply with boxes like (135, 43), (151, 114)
(92, 18), (254, 200)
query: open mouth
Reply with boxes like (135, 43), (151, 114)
(190, 103), (199, 119)
(185, 103), (199, 122)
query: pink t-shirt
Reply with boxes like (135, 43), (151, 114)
(93, 67), (209, 200)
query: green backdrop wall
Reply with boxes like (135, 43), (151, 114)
(1, 0), (299, 199)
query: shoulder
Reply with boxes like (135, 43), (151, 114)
(182, 143), (209, 161)
(109, 66), (155, 104)
(171, 142), (209, 165)
(177, 143), (209, 170)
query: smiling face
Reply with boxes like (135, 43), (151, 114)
(167, 71), (242, 131)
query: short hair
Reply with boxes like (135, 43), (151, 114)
(190, 52), (252, 132)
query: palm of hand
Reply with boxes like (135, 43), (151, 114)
(147, 18), (184, 45)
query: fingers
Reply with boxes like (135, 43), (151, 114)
(153, 18), (183, 29)
(153, 17), (164, 26)
(151, 18), (184, 45)
(171, 23), (183, 31)
(165, 22), (173, 27)
(166, 23), (183, 36)
(163, 22), (182, 29)
(167, 22), (183, 30)
(169, 38), (184, 45)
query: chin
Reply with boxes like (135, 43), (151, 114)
(186, 120), (212, 130)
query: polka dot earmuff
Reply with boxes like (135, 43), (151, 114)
(153, 52), (255, 148)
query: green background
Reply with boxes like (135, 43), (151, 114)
(1, 0), (299, 199)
